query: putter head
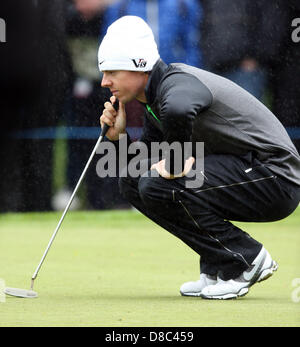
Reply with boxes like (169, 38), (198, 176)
(4, 287), (38, 298)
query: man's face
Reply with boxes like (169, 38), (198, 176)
(101, 70), (148, 104)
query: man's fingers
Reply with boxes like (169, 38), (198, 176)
(151, 157), (195, 179)
(118, 100), (126, 113)
(110, 95), (116, 103)
(104, 101), (117, 115)
(99, 97), (126, 141)
(183, 157), (195, 175)
(100, 110), (115, 127)
(150, 163), (157, 171)
(110, 95), (118, 108)
(100, 98), (119, 127)
(101, 115), (114, 127)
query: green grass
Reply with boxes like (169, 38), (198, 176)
(0, 208), (299, 327)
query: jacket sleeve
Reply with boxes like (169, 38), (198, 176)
(159, 71), (213, 174)
(159, 72), (212, 144)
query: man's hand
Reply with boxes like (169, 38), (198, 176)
(151, 157), (195, 179)
(100, 96), (126, 141)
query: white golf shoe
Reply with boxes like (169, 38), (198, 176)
(180, 273), (217, 296)
(200, 247), (278, 300)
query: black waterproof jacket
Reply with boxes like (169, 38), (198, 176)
(120, 59), (300, 186)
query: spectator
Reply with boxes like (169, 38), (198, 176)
(0, 0), (71, 212)
(200, 0), (285, 101)
(102, 0), (203, 67)
(201, 0), (300, 153)
(63, 0), (129, 209)
(268, 0), (300, 153)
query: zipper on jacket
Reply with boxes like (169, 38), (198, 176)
(146, 104), (161, 124)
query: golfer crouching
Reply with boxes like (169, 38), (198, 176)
(99, 16), (300, 299)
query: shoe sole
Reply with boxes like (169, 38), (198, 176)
(200, 261), (278, 300)
(255, 260), (278, 284)
(200, 287), (249, 300)
(180, 291), (202, 297)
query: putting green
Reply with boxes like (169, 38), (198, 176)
(0, 208), (299, 327)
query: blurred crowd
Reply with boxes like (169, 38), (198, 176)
(0, 0), (299, 212)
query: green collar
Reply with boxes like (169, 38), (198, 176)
(146, 104), (161, 123)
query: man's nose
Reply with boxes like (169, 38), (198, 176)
(101, 73), (112, 87)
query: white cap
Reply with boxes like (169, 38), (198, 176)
(98, 16), (160, 72)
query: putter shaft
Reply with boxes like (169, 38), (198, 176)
(31, 124), (110, 287)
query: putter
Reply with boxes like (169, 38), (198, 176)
(4, 100), (118, 298)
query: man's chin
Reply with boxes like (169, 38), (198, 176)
(118, 95), (135, 104)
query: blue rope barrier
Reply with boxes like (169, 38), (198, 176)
(10, 126), (143, 140)
(8, 126), (300, 140)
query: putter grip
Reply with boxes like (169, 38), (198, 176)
(101, 99), (119, 137)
